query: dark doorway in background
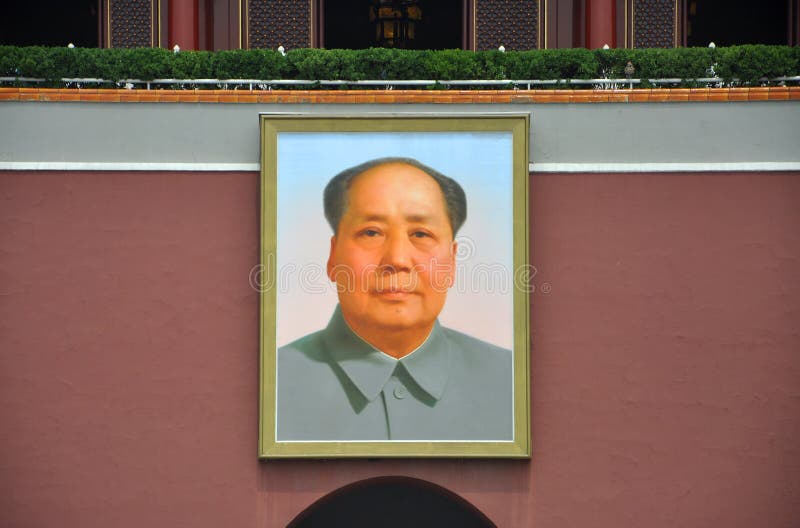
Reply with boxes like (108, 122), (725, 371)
(289, 476), (495, 528)
(686, 0), (790, 46)
(0, 0), (100, 47)
(321, 0), (465, 50)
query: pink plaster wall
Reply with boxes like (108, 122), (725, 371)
(1, 170), (799, 527)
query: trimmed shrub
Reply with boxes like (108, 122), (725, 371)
(0, 45), (797, 87)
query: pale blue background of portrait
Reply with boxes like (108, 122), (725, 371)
(276, 131), (514, 349)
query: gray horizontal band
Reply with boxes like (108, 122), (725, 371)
(2, 101), (798, 170)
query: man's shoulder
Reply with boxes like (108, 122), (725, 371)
(437, 326), (513, 388)
(278, 330), (329, 364)
(440, 326), (511, 360)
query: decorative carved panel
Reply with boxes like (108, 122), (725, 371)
(633, 0), (675, 48)
(476, 0), (538, 50)
(248, 0), (311, 50)
(110, 0), (153, 48)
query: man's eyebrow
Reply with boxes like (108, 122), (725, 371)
(405, 214), (435, 224)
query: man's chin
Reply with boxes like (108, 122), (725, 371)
(352, 313), (433, 335)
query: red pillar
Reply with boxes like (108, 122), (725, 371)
(585, 0), (617, 49)
(169, 0), (199, 50)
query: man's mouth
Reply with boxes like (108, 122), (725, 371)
(373, 273), (417, 296)
(374, 285), (415, 297)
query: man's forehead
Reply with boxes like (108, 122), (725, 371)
(332, 160), (456, 237)
(346, 167), (446, 214)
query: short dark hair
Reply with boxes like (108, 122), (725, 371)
(323, 157), (467, 236)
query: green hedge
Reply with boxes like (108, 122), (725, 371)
(1, 45), (798, 87)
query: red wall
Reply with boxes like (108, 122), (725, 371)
(1, 170), (799, 527)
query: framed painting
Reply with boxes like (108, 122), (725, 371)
(258, 114), (530, 458)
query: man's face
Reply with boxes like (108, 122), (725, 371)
(327, 162), (457, 338)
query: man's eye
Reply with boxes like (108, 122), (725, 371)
(411, 231), (431, 238)
(362, 229), (380, 237)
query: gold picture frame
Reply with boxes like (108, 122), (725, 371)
(258, 114), (530, 458)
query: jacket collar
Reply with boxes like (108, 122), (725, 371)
(321, 305), (451, 402)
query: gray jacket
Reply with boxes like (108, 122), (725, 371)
(276, 305), (513, 441)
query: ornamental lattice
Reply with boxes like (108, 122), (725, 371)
(248, 0), (311, 50)
(633, 0), (675, 48)
(476, 0), (538, 51)
(110, 0), (152, 48)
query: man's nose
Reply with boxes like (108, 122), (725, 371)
(380, 234), (413, 271)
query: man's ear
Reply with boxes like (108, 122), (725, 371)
(326, 236), (337, 282)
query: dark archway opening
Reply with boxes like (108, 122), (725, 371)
(0, 0), (100, 47)
(289, 476), (496, 528)
(322, 0), (464, 50)
(686, 0), (789, 46)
